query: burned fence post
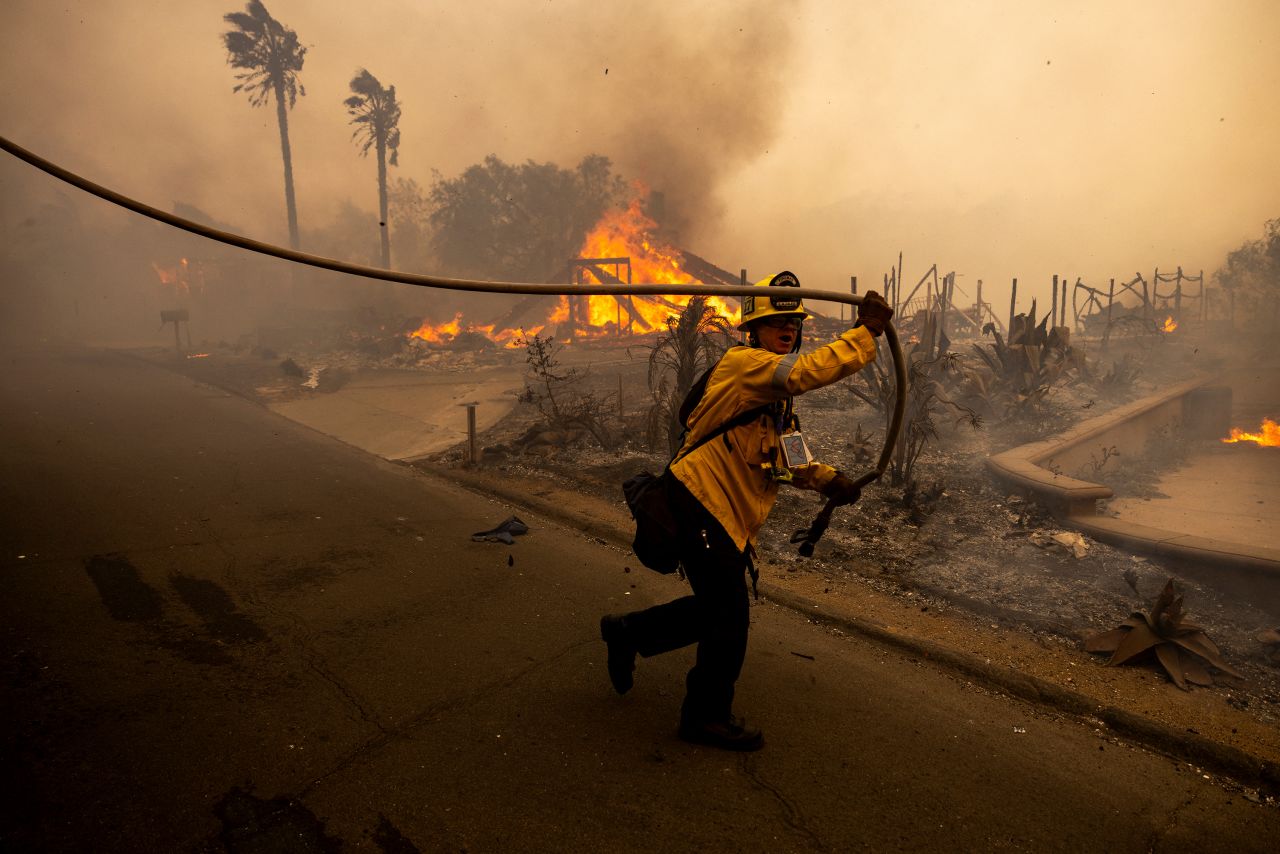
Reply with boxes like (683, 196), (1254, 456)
(896, 251), (903, 313)
(938, 271), (953, 348)
(1051, 274), (1059, 328)
(1062, 278), (1068, 329)
(1009, 278), (1018, 336)
(459, 401), (479, 465)
(1104, 278), (1115, 350)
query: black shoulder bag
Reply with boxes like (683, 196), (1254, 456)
(622, 403), (768, 573)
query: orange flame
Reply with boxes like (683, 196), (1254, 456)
(1222, 417), (1280, 447)
(152, 262), (179, 286)
(1161, 316), (1178, 333)
(152, 257), (202, 297)
(407, 312), (546, 349)
(408, 313), (463, 344)
(405, 189), (737, 346)
(571, 191), (737, 335)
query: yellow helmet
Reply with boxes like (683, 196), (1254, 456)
(737, 270), (809, 331)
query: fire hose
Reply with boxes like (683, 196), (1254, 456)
(0, 133), (908, 557)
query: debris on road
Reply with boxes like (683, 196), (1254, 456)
(471, 515), (530, 544)
(1029, 530), (1090, 558)
(1051, 531), (1090, 559)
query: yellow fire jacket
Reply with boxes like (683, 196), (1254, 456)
(670, 326), (878, 552)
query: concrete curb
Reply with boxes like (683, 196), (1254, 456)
(414, 460), (1279, 796)
(987, 377), (1280, 575)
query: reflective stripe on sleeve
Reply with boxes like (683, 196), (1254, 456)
(771, 353), (799, 391)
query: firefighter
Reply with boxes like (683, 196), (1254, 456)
(601, 271), (894, 750)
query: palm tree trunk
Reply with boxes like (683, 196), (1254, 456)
(376, 138), (390, 268)
(273, 81), (300, 250)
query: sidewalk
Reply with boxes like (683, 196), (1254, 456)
(1107, 443), (1280, 553)
(269, 367), (524, 461)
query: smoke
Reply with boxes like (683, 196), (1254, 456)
(2, 0), (1277, 339)
(575, 2), (802, 240)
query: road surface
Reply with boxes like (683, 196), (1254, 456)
(1, 345), (1275, 852)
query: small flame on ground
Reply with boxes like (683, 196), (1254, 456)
(186, 353), (210, 359)
(1161, 316), (1178, 333)
(408, 313), (542, 349)
(408, 313), (463, 344)
(1221, 417), (1280, 447)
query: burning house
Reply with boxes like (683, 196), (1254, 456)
(407, 194), (743, 348)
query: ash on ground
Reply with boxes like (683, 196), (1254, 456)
(428, 333), (1280, 710)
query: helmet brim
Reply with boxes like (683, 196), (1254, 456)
(737, 310), (808, 332)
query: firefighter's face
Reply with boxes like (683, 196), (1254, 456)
(755, 315), (801, 355)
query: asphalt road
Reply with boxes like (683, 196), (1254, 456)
(2, 345), (1276, 852)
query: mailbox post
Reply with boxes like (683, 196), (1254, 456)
(160, 309), (190, 353)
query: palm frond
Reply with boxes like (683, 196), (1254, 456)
(221, 1), (306, 109)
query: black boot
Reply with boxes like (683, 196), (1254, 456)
(599, 614), (636, 695)
(678, 714), (764, 751)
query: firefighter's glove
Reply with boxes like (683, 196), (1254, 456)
(822, 472), (862, 506)
(855, 290), (894, 337)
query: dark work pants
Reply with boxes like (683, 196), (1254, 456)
(621, 477), (751, 724)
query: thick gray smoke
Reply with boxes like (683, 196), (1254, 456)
(1, 1), (802, 337)
(581, 3), (800, 240)
(4, 1), (1277, 338)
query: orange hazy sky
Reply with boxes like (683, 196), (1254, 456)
(3, 0), (1277, 310)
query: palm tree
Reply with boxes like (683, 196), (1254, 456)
(344, 69), (401, 268)
(222, 1), (306, 250)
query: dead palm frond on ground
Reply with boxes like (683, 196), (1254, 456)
(1084, 578), (1243, 689)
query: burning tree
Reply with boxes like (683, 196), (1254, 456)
(222, 0), (306, 250)
(345, 69), (401, 269)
